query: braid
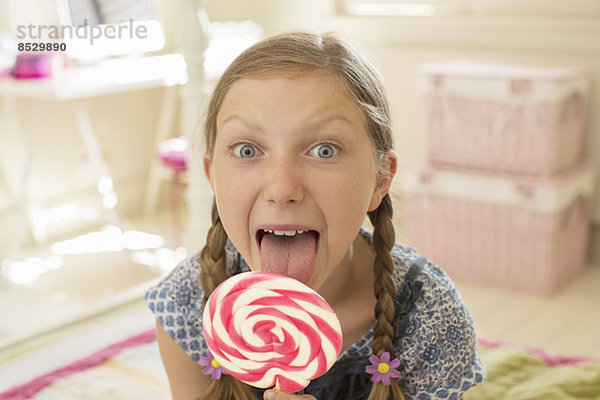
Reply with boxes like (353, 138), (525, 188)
(367, 194), (405, 400)
(198, 199), (256, 400)
(199, 199), (229, 308)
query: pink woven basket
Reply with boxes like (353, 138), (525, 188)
(403, 162), (595, 294)
(418, 61), (588, 176)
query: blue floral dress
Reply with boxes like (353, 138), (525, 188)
(145, 229), (486, 399)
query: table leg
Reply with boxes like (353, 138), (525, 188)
(74, 102), (120, 226)
(142, 85), (178, 212)
(2, 98), (41, 261)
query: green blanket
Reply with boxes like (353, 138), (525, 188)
(465, 345), (600, 400)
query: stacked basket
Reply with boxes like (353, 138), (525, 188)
(404, 60), (595, 294)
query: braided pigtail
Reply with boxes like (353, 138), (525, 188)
(199, 200), (229, 308)
(367, 194), (405, 400)
(198, 200), (256, 400)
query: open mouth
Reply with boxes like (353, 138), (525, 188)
(256, 229), (320, 284)
(256, 229), (319, 244)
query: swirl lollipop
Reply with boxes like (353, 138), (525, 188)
(202, 271), (343, 393)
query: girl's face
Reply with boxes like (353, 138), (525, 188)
(204, 73), (392, 293)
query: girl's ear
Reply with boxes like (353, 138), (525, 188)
(368, 150), (397, 212)
(203, 153), (215, 191)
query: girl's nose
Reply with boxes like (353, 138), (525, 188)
(262, 157), (304, 206)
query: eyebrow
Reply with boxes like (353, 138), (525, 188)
(304, 114), (355, 131)
(218, 114), (264, 133)
(219, 113), (355, 133)
(217, 112), (354, 139)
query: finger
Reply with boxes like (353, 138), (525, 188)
(263, 389), (316, 400)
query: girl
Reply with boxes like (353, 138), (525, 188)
(146, 32), (485, 400)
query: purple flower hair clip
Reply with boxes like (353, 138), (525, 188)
(199, 350), (229, 380)
(366, 351), (401, 386)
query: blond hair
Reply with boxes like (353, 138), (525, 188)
(199, 32), (403, 400)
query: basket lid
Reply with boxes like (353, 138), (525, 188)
(402, 162), (596, 212)
(419, 60), (585, 80)
(417, 60), (588, 102)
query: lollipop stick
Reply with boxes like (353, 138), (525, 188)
(275, 378), (281, 391)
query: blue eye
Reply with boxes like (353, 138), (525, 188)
(310, 143), (340, 159)
(233, 143), (258, 158)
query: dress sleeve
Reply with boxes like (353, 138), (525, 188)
(144, 253), (208, 363)
(396, 254), (486, 400)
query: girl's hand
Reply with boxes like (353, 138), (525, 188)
(264, 389), (316, 400)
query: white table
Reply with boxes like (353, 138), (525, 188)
(0, 53), (187, 260)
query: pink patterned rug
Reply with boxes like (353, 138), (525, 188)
(2, 331), (599, 400)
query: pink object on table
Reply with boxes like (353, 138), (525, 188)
(158, 137), (188, 173)
(11, 53), (53, 79)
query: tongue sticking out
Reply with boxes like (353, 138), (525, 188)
(259, 232), (317, 284)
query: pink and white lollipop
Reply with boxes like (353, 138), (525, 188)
(202, 271), (343, 393)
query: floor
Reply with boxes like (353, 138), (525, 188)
(456, 265), (600, 359)
(1, 211), (599, 360)
(0, 210), (187, 350)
